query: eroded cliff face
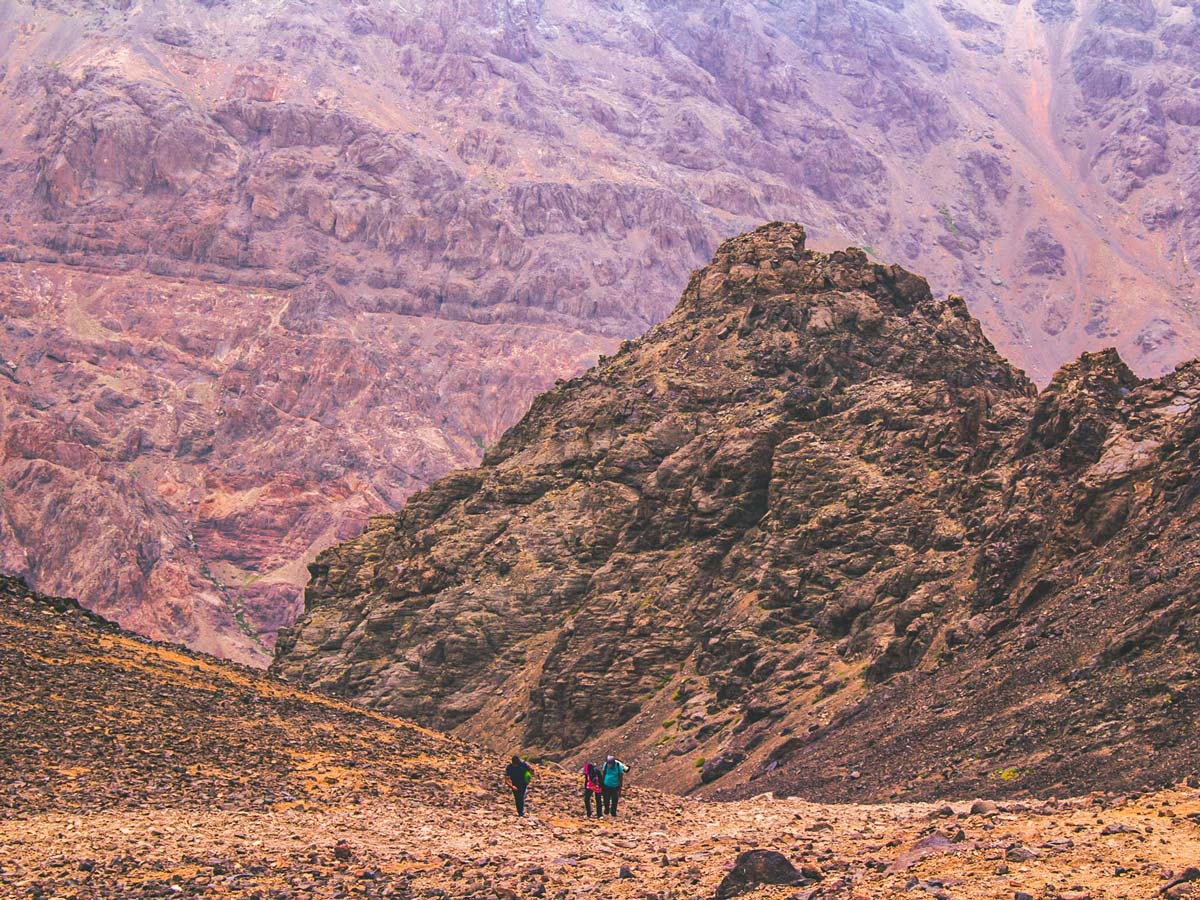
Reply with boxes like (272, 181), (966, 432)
(275, 223), (1200, 801)
(3, 0), (1200, 375)
(0, 265), (606, 663)
(4, 0), (1200, 661)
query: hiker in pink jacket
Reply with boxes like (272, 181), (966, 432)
(582, 761), (603, 817)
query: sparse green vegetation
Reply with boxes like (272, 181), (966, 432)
(938, 204), (958, 234)
(695, 756), (706, 768)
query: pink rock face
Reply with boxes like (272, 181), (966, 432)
(2, 0), (1200, 660)
(0, 266), (608, 664)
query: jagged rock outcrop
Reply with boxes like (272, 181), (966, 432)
(275, 223), (1200, 801)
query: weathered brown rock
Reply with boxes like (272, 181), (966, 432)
(714, 849), (803, 898)
(276, 223), (1200, 803)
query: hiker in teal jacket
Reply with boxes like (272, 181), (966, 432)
(599, 755), (628, 816)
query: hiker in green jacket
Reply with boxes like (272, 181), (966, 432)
(600, 754), (629, 816)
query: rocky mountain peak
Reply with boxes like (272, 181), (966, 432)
(641, 222), (1033, 404)
(1019, 347), (1141, 458)
(679, 221), (930, 319)
(275, 225), (1200, 801)
(1045, 348), (1140, 397)
(481, 222), (1031, 473)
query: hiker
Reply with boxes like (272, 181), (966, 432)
(505, 754), (534, 817)
(600, 754), (629, 816)
(582, 761), (603, 817)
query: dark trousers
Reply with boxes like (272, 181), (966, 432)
(512, 785), (528, 817)
(601, 785), (620, 816)
(584, 788), (596, 817)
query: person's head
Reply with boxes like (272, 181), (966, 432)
(606, 755), (615, 763)
(512, 754), (522, 765)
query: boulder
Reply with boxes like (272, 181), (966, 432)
(715, 850), (804, 899)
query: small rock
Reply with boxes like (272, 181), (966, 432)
(1005, 846), (1039, 863)
(800, 863), (824, 882)
(618, 865), (634, 879)
(970, 799), (998, 816)
(701, 751), (746, 784)
(333, 841), (352, 862)
(1162, 868), (1200, 894)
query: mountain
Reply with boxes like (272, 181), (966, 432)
(274, 222), (1200, 803)
(4, 0), (1200, 661)
(5, 573), (1199, 900)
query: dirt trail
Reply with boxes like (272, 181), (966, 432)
(5, 787), (1200, 899)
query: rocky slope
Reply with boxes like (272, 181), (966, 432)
(4, 0), (1200, 661)
(3, 0), (1199, 376)
(276, 222), (1200, 803)
(5, 575), (1200, 900)
(0, 263), (603, 663)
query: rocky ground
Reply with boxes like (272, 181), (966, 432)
(4, 576), (1199, 900)
(9, 786), (1200, 900)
